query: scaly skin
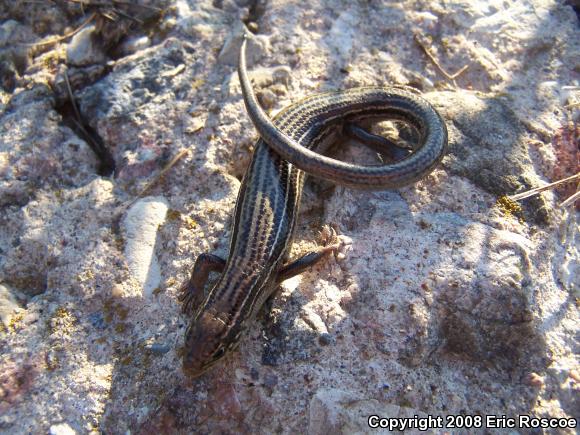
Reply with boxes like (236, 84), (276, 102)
(180, 37), (448, 377)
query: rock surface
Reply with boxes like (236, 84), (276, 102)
(66, 25), (107, 67)
(0, 0), (578, 433)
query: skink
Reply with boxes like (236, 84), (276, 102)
(180, 36), (448, 377)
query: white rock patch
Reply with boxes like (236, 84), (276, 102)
(122, 197), (169, 297)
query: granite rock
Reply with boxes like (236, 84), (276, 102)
(0, 0), (578, 433)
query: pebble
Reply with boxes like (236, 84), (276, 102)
(257, 88), (277, 110)
(118, 35), (151, 57)
(66, 25), (106, 67)
(524, 372), (545, 388)
(218, 25), (268, 65)
(318, 333), (334, 346)
(110, 284), (124, 298)
(145, 342), (171, 355)
(49, 423), (76, 435)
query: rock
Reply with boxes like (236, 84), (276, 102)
(74, 38), (196, 178)
(557, 213), (579, 295)
(226, 65), (292, 102)
(309, 389), (438, 435)
(145, 342), (171, 355)
(0, 85), (98, 208)
(122, 197), (169, 297)
(0, 20), (34, 91)
(66, 25), (107, 67)
(0, 284), (21, 328)
(48, 423), (76, 435)
(218, 24), (269, 65)
(117, 35), (151, 57)
(434, 90), (560, 225)
(0, 180), (29, 207)
(0, 0), (578, 433)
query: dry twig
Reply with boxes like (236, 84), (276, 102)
(414, 33), (469, 82)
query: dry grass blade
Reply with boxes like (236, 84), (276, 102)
(559, 190), (580, 208)
(117, 149), (190, 216)
(22, 12), (96, 48)
(63, 69), (82, 122)
(65, 0), (163, 13)
(414, 33), (469, 82)
(63, 69), (115, 175)
(135, 149), (190, 199)
(508, 172), (580, 207)
(111, 8), (144, 24)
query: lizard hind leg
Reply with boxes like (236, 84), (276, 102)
(344, 123), (411, 162)
(179, 253), (226, 316)
(276, 225), (342, 283)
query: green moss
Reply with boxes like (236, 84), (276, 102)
(48, 306), (76, 334)
(166, 209), (181, 221)
(7, 312), (24, 332)
(496, 195), (525, 223)
(183, 216), (197, 229)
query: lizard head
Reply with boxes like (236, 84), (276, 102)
(182, 310), (235, 378)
